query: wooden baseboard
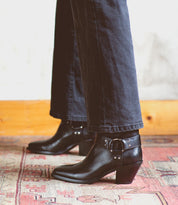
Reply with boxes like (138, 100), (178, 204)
(0, 100), (178, 136)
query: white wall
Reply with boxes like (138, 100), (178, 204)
(0, 0), (56, 100)
(128, 0), (178, 100)
(0, 0), (178, 100)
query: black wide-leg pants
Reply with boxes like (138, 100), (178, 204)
(50, 0), (144, 133)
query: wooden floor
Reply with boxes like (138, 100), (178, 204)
(0, 100), (178, 136)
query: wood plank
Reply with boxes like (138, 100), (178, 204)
(140, 100), (178, 135)
(0, 100), (178, 136)
(0, 100), (60, 136)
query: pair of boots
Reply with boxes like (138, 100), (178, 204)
(27, 121), (142, 184)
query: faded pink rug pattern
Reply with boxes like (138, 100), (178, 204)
(0, 135), (177, 205)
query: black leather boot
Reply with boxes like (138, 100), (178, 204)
(52, 131), (142, 184)
(27, 121), (94, 156)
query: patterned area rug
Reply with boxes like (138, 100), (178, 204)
(0, 135), (177, 205)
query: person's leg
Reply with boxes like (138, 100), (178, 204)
(27, 0), (94, 156)
(50, 0), (86, 122)
(52, 0), (143, 184)
(68, 0), (143, 131)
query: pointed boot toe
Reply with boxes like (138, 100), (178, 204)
(27, 121), (94, 156)
(52, 134), (143, 184)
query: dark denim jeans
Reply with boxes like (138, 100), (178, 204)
(50, 0), (144, 133)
